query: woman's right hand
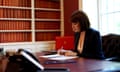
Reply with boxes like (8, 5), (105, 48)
(57, 48), (77, 56)
(64, 50), (77, 56)
(57, 49), (66, 55)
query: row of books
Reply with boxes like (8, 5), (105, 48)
(0, 32), (31, 43)
(0, 32), (60, 42)
(0, 8), (60, 19)
(35, 21), (60, 30)
(0, 0), (60, 8)
(36, 32), (60, 41)
(35, 0), (60, 9)
(0, 0), (31, 7)
(0, 20), (31, 30)
(35, 10), (60, 19)
(0, 21), (61, 30)
(0, 8), (31, 18)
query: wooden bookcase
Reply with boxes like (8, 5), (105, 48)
(0, 0), (63, 43)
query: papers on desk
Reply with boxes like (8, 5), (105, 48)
(40, 54), (78, 60)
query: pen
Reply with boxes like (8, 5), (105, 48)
(58, 46), (65, 55)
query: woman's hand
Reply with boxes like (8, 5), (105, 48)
(57, 49), (66, 55)
(64, 50), (77, 56)
(57, 49), (77, 56)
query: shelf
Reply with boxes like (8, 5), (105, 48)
(0, 30), (61, 32)
(0, 18), (32, 21)
(0, 6), (31, 10)
(35, 8), (60, 11)
(35, 19), (60, 21)
(35, 30), (61, 32)
(0, 30), (32, 32)
(0, 41), (55, 46)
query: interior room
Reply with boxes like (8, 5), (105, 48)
(0, 0), (120, 72)
(0, 0), (119, 54)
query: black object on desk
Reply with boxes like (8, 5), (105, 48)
(5, 49), (70, 72)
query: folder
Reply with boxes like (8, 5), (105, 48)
(55, 36), (74, 50)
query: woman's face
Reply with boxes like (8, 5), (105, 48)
(72, 22), (81, 32)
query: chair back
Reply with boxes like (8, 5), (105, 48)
(102, 34), (120, 58)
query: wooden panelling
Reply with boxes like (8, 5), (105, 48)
(64, 0), (78, 36)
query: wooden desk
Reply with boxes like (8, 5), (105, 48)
(37, 58), (120, 72)
(0, 58), (8, 72)
(1, 53), (120, 72)
(36, 53), (120, 72)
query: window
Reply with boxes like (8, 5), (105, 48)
(82, 0), (120, 35)
(99, 0), (120, 35)
(82, 0), (99, 31)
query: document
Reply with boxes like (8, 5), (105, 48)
(40, 54), (78, 60)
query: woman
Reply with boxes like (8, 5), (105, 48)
(60, 10), (105, 59)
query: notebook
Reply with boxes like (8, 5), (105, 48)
(55, 36), (74, 50)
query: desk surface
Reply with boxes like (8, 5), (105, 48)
(36, 53), (120, 72)
(40, 58), (120, 72)
(1, 53), (120, 72)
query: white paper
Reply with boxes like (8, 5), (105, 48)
(40, 54), (60, 58)
(40, 54), (77, 60)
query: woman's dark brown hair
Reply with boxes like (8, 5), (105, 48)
(71, 10), (90, 31)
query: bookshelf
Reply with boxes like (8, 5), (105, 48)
(0, 0), (63, 43)
(34, 0), (61, 42)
